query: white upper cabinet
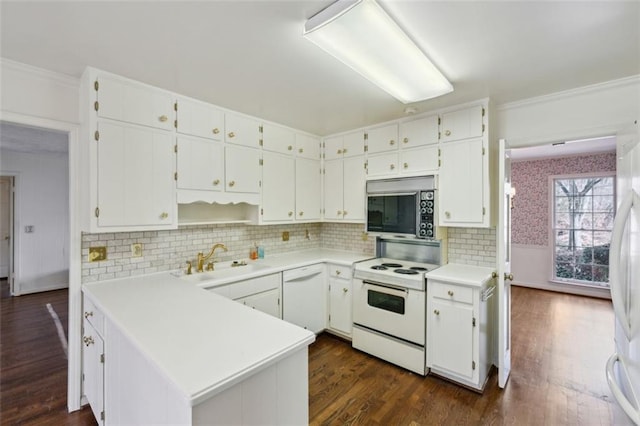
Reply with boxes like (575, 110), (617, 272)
(295, 134), (321, 160)
(325, 131), (365, 160)
(225, 145), (260, 194)
(175, 96), (223, 141)
(323, 159), (344, 221)
(440, 105), (484, 143)
(366, 152), (398, 178)
(261, 123), (296, 155)
(342, 156), (366, 222)
(261, 151), (295, 222)
(399, 115), (439, 148)
(176, 135), (224, 192)
(399, 145), (438, 175)
(95, 74), (174, 131)
(225, 113), (261, 148)
(366, 124), (398, 154)
(96, 121), (176, 229)
(295, 158), (321, 221)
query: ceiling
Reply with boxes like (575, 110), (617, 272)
(0, 1), (638, 137)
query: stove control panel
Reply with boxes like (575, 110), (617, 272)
(418, 190), (436, 238)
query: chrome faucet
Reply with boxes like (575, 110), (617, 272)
(197, 243), (228, 272)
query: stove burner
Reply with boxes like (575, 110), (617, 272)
(410, 266), (428, 272)
(381, 263), (403, 268)
(370, 265), (388, 270)
(394, 269), (420, 275)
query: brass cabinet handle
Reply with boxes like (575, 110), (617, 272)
(343, 148), (348, 154)
(299, 211), (304, 216)
(343, 287), (348, 293)
(212, 128), (220, 134)
(448, 290), (454, 296)
(389, 140), (395, 145)
(445, 211), (451, 218)
(404, 163), (408, 169)
(228, 131), (235, 138)
(337, 210), (342, 216)
(434, 309), (440, 315)
(228, 181), (235, 187)
(287, 145), (293, 151)
(343, 210), (348, 216)
(444, 130), (451, 136)
(390, 164), (395, 170)
(336, 270), (341, 275)
(212, 179), (220, 186)
(403, 137), (409, 144)
(299, 148), (304, 153)
(337, 149), (343, 154)
(83, 336), (95, 347)
(160, 212), (169, 219)
(84, 311), (93, 319)
(288, 211), (293, 217)
(505, 273), (514, 281)
(159, 115), (168, 122)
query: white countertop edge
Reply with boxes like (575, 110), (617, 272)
(189, 334), (315, 406)
(425, 263), (496, 287)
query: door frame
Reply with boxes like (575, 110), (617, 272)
(0, 174), (18, 292)
(0, 111), (82, 412)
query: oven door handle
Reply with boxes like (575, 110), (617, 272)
(362, 281), (409, 296)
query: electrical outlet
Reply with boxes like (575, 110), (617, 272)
(131, 243), (143, 257)
(24, 225), (34, 233)
(88, 246), (107, 262)
(362, 232), (369, 241)
(282, 231), (290, 241)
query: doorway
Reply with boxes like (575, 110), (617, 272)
(0, 176), (12, 281)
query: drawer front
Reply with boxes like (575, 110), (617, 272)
(328, 264), (351, 279)
(430, 281), (473, 304)
(225, 273), (281, 300)
(83, 296), (105, 337)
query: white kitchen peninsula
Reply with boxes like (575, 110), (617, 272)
(83, 274), (315, 425)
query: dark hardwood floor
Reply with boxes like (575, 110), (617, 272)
(1, 282), (614, 425)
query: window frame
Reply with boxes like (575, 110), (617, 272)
(548, 171), (616, 288)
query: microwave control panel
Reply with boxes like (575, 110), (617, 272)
(418, 190), (436, 238)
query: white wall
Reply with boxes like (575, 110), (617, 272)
(0, 149), (69, 294)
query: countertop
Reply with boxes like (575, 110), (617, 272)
(425, 263), (496, 287)
(82, 248), (372, 406)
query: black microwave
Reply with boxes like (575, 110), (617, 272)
(365, 177), (436, 239)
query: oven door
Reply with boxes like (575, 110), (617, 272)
(352, 278), (425, 345)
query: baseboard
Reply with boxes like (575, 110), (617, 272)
(514, 281), (610, 300)
(16, 282), (69, 296)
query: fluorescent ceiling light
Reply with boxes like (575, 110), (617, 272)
(304, 0), (453, 104)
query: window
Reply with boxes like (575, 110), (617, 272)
(552, 175), (615, 287)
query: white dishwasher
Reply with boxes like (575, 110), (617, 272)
(282, 264), (327, 334)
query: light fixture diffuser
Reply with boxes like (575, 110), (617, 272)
(304, 0), (453, 103)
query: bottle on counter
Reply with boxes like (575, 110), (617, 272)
(250, 243), (258, 260)
(258, 245), (265, 259)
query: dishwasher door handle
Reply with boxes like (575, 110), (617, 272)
(283, 265), (325, 282)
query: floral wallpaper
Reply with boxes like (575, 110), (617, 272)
(511, 152), (616, 246)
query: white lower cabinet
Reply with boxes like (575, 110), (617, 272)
(237, 288), (280, 318)
(327, 264), (353, 337)
(208, 273), (281, 318)
(82, 297), (105, 426)
(282, 264), (327, 333)
(426, 265), (495, 392)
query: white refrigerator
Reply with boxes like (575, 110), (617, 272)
(607, 120), (640, 425)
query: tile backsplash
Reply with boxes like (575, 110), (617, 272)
(447, 227), (497, 267)
(82, 222), (374, 283)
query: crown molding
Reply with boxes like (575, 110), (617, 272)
(0, 57), (80, 89)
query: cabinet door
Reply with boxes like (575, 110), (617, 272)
(83, 319), (104, 426)
(329, 277), (352, 336)
(295, 158), (321, 221)
(324, 136), (344, 161)
(242, 289), (281, 318)
(440, 105), (484, 143)
(262, 123), (295, 155)
(96, 75), (174, 131)
(295, 134), (321, 160)
(430, 299), (474, 379)
(438, 138), (485, 225)
(323, 159), (344, 220)
(367, 124), (398, 154)
(367, 152), (398, 178)
(262, 151), (295, 221)
(176, 135), (224, 191)
(343, 156), (366, 222)
(225, 113), (261, 148)
(176, 97), (223, 141)
(225, 145), (260, 193)
(399, 145), (438, 175)
(97, 121), (175, 228)
(342, 131), (364, 158)
(400, 115), (439, 148)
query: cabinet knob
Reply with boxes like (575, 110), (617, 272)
(228, 131), (235, 138)
(343, 148), (348, 154)
(447, 290), (454, 296)
(444, 130), (451, 137)
(212, 128), (220, 135)
(158, 115), (168, 122)
(445, 211), (451, 219)
(337, 149), (343, 154)
(343, 210), (348, 216)
(389, 140), (395, 145)
(434, 309), (440, 315)
(228, 181), (235, 187)
(390, 164), (395, 170)
(84, 311), (93, 319)
(403, 163), (409, 169)
(299, 211), (304, 216)
(83, 336), (95, 347)
(403, 137), (409, 144)
(288, 211), (293, 217)
(160, 212), (169, 219)
(505, 273), (514, 281)
(343, 287), (348, 293)
(336, 270), (341, 275)
(337, 210), (342, 216)
(299, 148), (304, 153)
(213, 179), (220, 186)
(288, 145), (293, 151)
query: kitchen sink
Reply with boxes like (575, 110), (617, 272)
(178, 261), (272, 283)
